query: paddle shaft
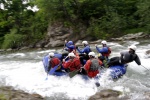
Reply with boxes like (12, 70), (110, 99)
(141, 65), (149, 71)
(45, 73), (48, 80)
(69, 69), (80, 78)
(49, 56), (68, 74)
(46, 56), (68, 80)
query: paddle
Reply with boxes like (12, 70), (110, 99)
(43, 55), (50, 80)
(49, 56), (68, 75)
(141, 65), (149, 71)
(45, 64), (60, 80)
(45, 73), (49, 80)
(45, 56), (68, 80)
(69, 69), (80, 78)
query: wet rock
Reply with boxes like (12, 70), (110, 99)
(46, 22), (73, 47)
(6, 48), (12, 52)
(19, 46), (30, 50)
(45, 40), (64, 47)
(146, 50), (150, 54)
(0, 49), (5, 52)
(0, 86), (44, 100)
(111, 32), (148, 41)
(35, 40), (47, 48)
(88, 89), (122, 100)
(144, 92), (150, 99)
(90, 39), (102, 44)
(75, 40), (83, 46)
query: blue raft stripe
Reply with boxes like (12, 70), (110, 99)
(43, 55), (49, 72)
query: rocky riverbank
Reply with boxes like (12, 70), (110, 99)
(0, 86), (44, 100)
(0, 86), (127, 100)
(3, 86), (149, 100)
(0, 32), (149, 53)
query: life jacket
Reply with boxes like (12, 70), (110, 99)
(50, 57), (60, 68)
(102, 47), (111, 57)
(89, 59), (100, 71)
(121, 53), (137, 64)
(68, 57), (82, 71)
(85, 45), (92, 55)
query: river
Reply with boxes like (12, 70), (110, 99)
(0, 39), (150, 100)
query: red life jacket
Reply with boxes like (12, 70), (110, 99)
(50, 57), (60, 68)
(102, 47), (111, 57)
(63, 57), (82, 72)
(85, 58), (102, 78)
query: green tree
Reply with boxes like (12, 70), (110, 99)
(0, 0), (47, 48)
(136, 0), (150, 33)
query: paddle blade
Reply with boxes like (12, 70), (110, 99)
(49, 65), (59, 75)
(45, 73), (48, 80)
(69, 70), (79, 78)
(45, 77), (48, 80)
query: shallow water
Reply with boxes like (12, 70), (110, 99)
(0, 39), (150, 100)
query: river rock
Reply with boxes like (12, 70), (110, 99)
(75, 40), (83, 46)
(20, 46), (30, 50)
(0, 49), (5, 52)
(88, 89), (122, 100)
(111, 32), (148, 41)
(144, 92), (150, 99)
(46, 22), (73, 47)
(0, 86), (44, 100)
(146, 50), (150, 54)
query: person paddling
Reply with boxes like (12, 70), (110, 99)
(48, 52), (61, 72)
(62, 52), (82, 72)
(64, 40), (75, 53)
(95, 40), (111, 63)
(107, 45), (141, 66)
(76, 41), (92, 65)
(62, 40), (79, 60)
(82, 52), (103, 78)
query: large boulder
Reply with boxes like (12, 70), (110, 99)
(0, 86), (44, 100)
(111, 32), (148, 41)
(144, 92), (150, 99)
(88, 89), (122, 100)
(46, 22), (73, 48)
(146, 50), (150, 55)
(42, 22), (90, 48)
(45, 40), (64, 47)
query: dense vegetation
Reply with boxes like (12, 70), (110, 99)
(0, 0), (150, 49)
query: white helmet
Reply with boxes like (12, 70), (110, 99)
(82, 41), (88, 45)
(101, 40), (107, 45)
(68, 52), (75, 57)
(128, 45), (137, 51)
(49, 52), (54, 57)
(88, 52), (95, 57)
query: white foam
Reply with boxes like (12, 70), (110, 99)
(0, 40), (149, 99)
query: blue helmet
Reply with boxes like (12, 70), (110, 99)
(68, 41), (73, 45)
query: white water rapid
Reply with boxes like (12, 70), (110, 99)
(0, 39), (150, 100)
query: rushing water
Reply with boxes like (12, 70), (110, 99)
(0, 39), (150, 100)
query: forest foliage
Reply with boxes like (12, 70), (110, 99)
(0, 0), (150, 49)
